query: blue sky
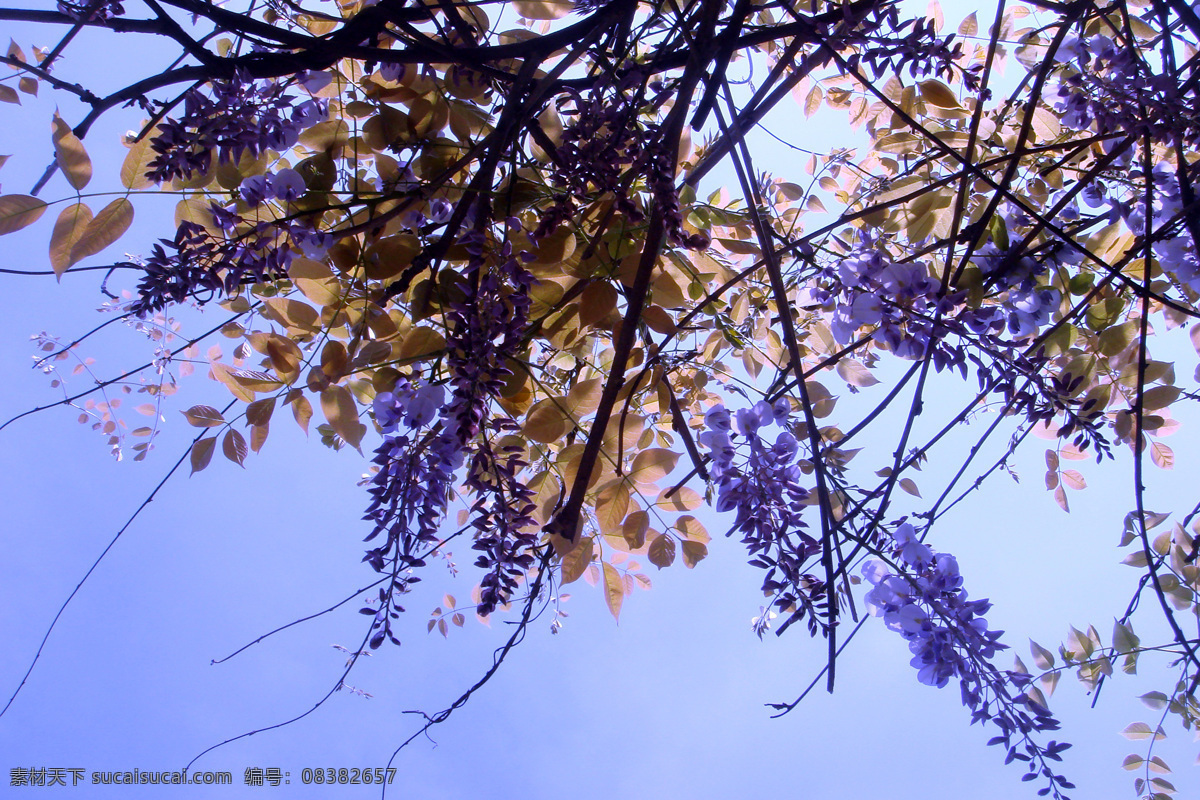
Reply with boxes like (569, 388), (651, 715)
(2, 3), (1199, 798)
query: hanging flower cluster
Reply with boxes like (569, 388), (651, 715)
(128, 203), (331, 316)
(862, 524), (1073, 795)
(862, 523), (1004, 687)
(536, 73), (708, 250)
(816, 231), (1061, 360)
(699, 401), (826, 630)
(1050, 33), (1200, 146)
(146, 71), (326, 184)
(363, 380), (464, 648)
(363, 216), (539, 639)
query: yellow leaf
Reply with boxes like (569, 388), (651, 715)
(594, 481), (630, 535)
(397, 325), (446, 361)
(899, 477), (921, 497)
(70, 198), (133, 263)
(321, 385), (365, 449)
(675, 515), (710, 543)
(261, 297), (321, 335)
(524, 398), (570, 443)
(52, 115), (91, 190)
(49, 202), (92, 278)
(655, 486), (701, 511)
(209, 360), (256, 402)
(563, 377), (604, 420)
(602, 561), (624, 620)
(120, 130), (159, 189)
(1060, 470), (1087, 490)
(1142, 385), (1180, 410)
(0, 194), (47, 234)
(560, 536), (593, 585)
(918, 79), (960, 109)
(628, 448), (679, 486)
(836, 359), (880, 387)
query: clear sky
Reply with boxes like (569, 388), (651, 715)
(2, 2), (1198, 798)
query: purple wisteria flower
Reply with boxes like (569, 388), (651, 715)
(700, 400), (822, 632)
(147, 71), (327, 184)
(862, 523), (1072, 796)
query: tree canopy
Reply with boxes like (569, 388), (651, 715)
(4, 0), (1200, 796)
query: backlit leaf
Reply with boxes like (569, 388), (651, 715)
(222, 428), (248, 466)
(182, 405), (226, 427)
(0, 195), (47, 234)
(189, 437), (217, 474)
(560, 536), (593, 585)
(648, 534), (676, 569)
(70, 198), (133, 262)
(48, 202), (92, 278)
(602, 562), (624, 620)
(321, 385), (365, 449)
(52, 115), (91, 190)
(681, 540), (707, 568)
(628, 448), (679, 486)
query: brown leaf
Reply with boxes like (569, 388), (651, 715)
(189, 437), (217, 474)
(210, 360), (256, 402)
(245, 397), (276, 427)
(622, 510), (649, 550)
(292, 393), (313, 435)
(899, 477), (922, 498)
(222, 428), (248, 467)
(182, 404), (226, 427)
(321, 385), (365, 449)
(249, 422), (269, 453)
(681, 540), (707, 568)
(648, 533), (676, 569)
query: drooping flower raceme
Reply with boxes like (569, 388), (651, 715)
(862, 524), (1070, 792)
(363, 214), (539, 640)
(146, 71), (327, 185)
(700, 401), (824, 632)
(862, 523), (1004, 687)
